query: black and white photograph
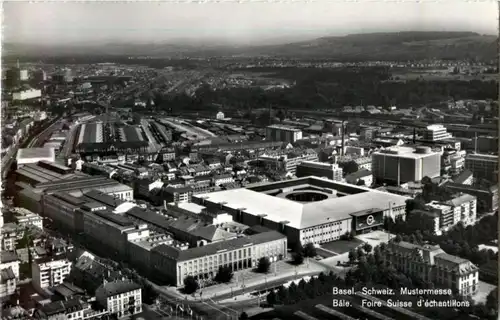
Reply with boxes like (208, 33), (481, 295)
(1, 1), (498, 319)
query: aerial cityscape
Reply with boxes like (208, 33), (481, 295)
(1, 2), (498, 320)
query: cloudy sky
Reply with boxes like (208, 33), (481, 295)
(4, 1), (498, 45)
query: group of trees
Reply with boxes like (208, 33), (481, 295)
(386, 206), (499, 270)
(266, 271), (343, 306)
(292, 243), (317, 265)
(347, 242), (373, 265)
(256, 257), (271, 273)
(183, 266), (234, 294)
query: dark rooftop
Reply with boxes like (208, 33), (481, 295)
(153, 231), (286, 262)
(97, 280), (141, 298)
(1, 251), (19, 263)
(92, 210), (135, 227)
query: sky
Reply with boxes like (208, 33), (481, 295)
(3, 1), (498, 45)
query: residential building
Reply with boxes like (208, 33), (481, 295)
(345, 169), (373, 186)
(1, 223), (21, 251)
(216, 111), (225, 120)
(296, 161), (343, 181)
(372, 146), (441, 185)
(385, 241), (479, 297)
(445, 183), (498, 212)
(12, 207), (44, 230)
(151, 231), (287, 286)
(266, 125), (303, 144)
(259, 149), (318, 175)
(213, 173), (234, 186)
(33, 298), (87, 320)
(161, 186), (193, 204)
(32, 257), (72, 292)
(465, 153), (498, 182)
(0, 252), (20, 282)
(0, 267), (17, 300)
(95, 280), (142, 318)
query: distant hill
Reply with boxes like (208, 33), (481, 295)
(249, 31), (498, 61)
(3, 31), (497, 62)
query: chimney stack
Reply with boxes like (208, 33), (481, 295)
(341, 121), (346, 156)
(413, 128), (416, 144)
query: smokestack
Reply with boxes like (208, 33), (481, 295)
(413, 128), (416, 144)
(474, 132), (477, 153)
(17, 59), (20, 69)
(341, 121), (346, 156)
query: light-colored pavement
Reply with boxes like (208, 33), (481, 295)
(161, 259), (329, 301)
(472, 281), (497, 304)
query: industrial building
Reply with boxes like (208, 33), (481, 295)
(464, 153), (498, 182)
(371, 146), (441, 185)
(296, 161), (343, 181)
(17, 148), (56, 166)
(12, 89), (42, 101)
(194, 177), (409, 247)
(74, 121), (149, 160)
(265, 125), (303, 143)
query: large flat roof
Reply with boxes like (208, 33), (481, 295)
(17, 148), (55, 160)
(196, 177), (409, 229)
(372, 146), (438, 159)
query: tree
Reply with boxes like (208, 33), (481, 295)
(362, 243), (373, 254)
(342, 161), (359, 175)
(239, 312), (249, 320)
(348, 249), (358, 264)
(183, 276), (199, 294)
(394, 234), (402, 243)
(214, 266), (233, 283)
(292, 252), (304, 265)
(277, 285), (289, 304)
(257, 257), (271, 273)
(357, 246), (365, 258)
(266, 290), (277, 305)
(356, 179), (366, 186)
(303, 243), (317, 258)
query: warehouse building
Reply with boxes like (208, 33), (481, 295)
(17, 148), (56, 166)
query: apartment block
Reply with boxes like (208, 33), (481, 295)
(32, 257), (72, 292)
(385, 241), (478, 297)
(95, 280), (142, 318)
